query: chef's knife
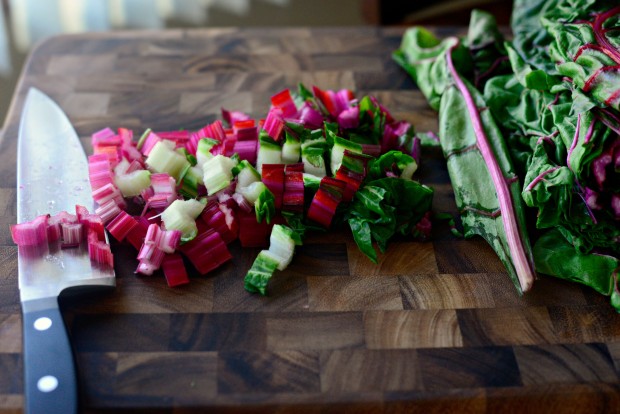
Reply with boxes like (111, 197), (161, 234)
(17, 88), (116, 414)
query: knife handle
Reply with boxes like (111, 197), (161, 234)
(22, 297), (77, 414)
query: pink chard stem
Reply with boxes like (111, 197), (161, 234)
(446, 41), (535, 292)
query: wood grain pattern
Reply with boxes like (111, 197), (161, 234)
(364, 309), (463, 349)
(1, 27), (620, 413)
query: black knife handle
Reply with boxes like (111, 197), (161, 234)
(22, 297), (77, 414)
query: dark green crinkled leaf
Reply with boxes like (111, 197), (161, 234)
(348, 217), (376, 262)
(281, 211), (324, 244)
(467, 9), (512, 88)
(505, 43), (560, 91)
(542, 1), (620, 110)
(534, 229), (619, 299)
(510, 0), (559, 76)
(347, 178), (433, 263)
(255, 187), (275, 224)
(368, 151), (416, 181)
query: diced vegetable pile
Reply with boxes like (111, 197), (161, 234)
(12, 84), (434, 294)
(394, 1), (620, 310)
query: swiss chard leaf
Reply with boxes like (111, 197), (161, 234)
(510, 0), (559, 76)
(542, 1), (620, 110)
(534, 229), (619, 300)
(395, 23), (536, 293)
(244, 250), (279, 295)
(439, 80), (535, 293)
(347, 178), (433, 263)
(255, 187), (276, 224)
(396, 1), (620, 309)
(467, 9), (512, 88)
(367, 151), (416, 180)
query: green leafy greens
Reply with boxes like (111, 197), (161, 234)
(348, 177), (433, 263)
(395, 2), (620, 309)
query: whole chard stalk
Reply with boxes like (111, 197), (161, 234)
(444, 41), (535, 292)
(394, 10), (535, 294)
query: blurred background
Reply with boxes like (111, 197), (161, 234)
(0, 0), (513, 127)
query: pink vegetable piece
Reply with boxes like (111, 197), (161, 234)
(178, 228), (232, 275)
(161, 253), (190, 287)
(10, 214), (49, 246)
(106, 211), (138, 242)
(87, 229), (114, 267)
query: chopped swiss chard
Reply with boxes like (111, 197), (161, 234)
(160, 198), (206, 242)
(106, 211), (139, 242)
(307, 177), (346, 228)
(11, 215), (49, 246)
(178, 228), (232, 275)
(161, 253), (190, 287)
(283, 165), (305, 213)
(145, 140), (191, 182)
(63, 82), (437, 291)
(256, 131), (282, 173)
(261, 164), (285, 210)
(335, 150), (373, 202)
(243, 250), (280, 295)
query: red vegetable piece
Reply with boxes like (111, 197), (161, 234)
(222, 108), (251, 127)
(237, 209), (273, 248)
(271, 89), (297, 118)
(307, 177), (346, 228)
(47, 211), (78, 243)
(88, 153), (114, 191)
(162, 253), (190, 287)
(263, 108), (285, 141)
(282, 170), (304, 213)
(261, 164), (285, 210)
(77, 205), (106, 242)
(178, 228), (232, 275)
(233, 119), (258, 141)
(126, 219), (149, 251)
(60, 222), (83, 248)
(106, 211), (138, 242)
(200, 201), (238, 244)
(233, 140), (258, 165)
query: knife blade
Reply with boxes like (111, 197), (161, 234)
(17, 88), (116, 414)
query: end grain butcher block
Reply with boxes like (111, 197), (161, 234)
(1, 27), (620, 414)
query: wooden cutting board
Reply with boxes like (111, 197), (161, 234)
(1, 27), (620, 414)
